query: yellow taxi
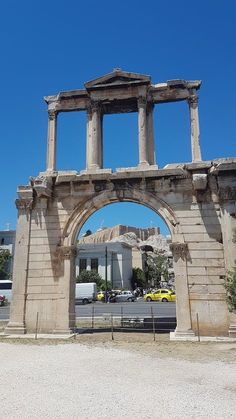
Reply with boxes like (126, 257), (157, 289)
(97, 291), (105, 301)
(144, 289), (176, 302)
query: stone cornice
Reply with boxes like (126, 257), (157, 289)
(33, 177), (53, 198)
(15, 198), (33, 210)
(43, 72), (202, 113)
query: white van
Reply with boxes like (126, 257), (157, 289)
(75, 282), (97, 304)
(0, 280), (12, 303)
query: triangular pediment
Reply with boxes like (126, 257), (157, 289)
(85, 69), (151, 89)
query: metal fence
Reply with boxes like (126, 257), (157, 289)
(74, 303), (177, 341)
(1, 301), (180, 341)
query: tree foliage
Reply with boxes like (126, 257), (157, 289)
(76, 269), (102, 285)
(131, 267), (145, 289)
(76, 269), (112, 291)
(224, 265), (236, 312)
(99, 280), (112, 291)
(224, 229), (236, 312)
(145, 254), (169, 288)
(0, 249), (11, 279)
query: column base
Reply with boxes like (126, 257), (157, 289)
(4, 321), (26, 335)
(170, 329), (196, 341)
(138, 163), (159, 170)
(81, 168), (112, 175)
(228, 313), (236, 338)
(229, 324), (236, 338)
(53, 328), (74, 335)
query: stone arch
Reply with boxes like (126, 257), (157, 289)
(61, 187), (194, 337)
(62, 188), (181, 247)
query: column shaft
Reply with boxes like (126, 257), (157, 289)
(47, 111), (57, 171)
(86, 103), (102, 170)
(170, 242), (195, 337)
(138, 97), (149, 165)
(147, 102), (156, 165)
(188, 95), (202, 162)
(86, 109), (92, 169)
(98, 114), (103, 168)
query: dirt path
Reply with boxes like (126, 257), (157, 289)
(0, 334), (236, 418)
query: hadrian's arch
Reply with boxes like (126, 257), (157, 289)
(63, 189), (177, 246)
(6, 69), (236, 338)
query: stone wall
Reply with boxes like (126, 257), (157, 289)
(6, 159), (236, 337)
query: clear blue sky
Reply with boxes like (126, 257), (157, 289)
(1, 0), (235, 236)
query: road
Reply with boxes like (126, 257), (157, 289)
(76, 300), (176, 317)
(0, 300), (176, 320)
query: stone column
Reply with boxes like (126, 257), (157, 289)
(5, 197), (33, 335)
(188, 95), (202, 162)
(138, 97), (149, 166)
(170, 242), (195, 339)
(86, 107), (92, 169)
(46, 110), (57, 171)
(98, 114), (103, 168)
(146, 101), (156, 165)
(86, 102), (102, 170)
(54, 246), (76, 333)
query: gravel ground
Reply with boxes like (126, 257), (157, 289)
(0, 334), (236, 419)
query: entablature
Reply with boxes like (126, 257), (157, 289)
(44, 70), (201, 114)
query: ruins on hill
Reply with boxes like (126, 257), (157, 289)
(79, 224), (160, 243)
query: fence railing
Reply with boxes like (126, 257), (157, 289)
(4, 301), (205, 341)
(74, 303), (177, 341)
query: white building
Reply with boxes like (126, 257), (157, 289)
(76, 242), (132, 289)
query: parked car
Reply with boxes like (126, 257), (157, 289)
(114, 291), (136, 302)
(144, 289), (176, 302)
(97, 291), (105, 301)
(75, 282), (97, 304)
(97, 290), (121, 302)
(0, 280), (12, 303)
(0, 294), (6, 307)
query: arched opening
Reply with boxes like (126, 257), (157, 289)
(63, 189), (179, 247)
(61, 190), (192, 337)
(75, 202), (173, 290)
(72, 200), (178, 334)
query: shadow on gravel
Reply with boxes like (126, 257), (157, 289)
(76, 317), (177, 335)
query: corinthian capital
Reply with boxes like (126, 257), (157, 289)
(138, 96), (147, 107)
(48, 110), (57, 120)
(15, 198), (33, 211)
(90, 100), (100, 112)
(57, 245), (77, 260)
(169, 242), (188, 260)
(188, 95), (198, 108)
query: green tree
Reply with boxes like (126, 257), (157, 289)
(145, 254), (169, 288)
(224, 229), (236, 312)
(0, 249), (12, 280)
(99, 280), (112, 291)
(131, 267), (145, 289)
(76, 269), (103, 286)
(76, 269), (112, 291)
